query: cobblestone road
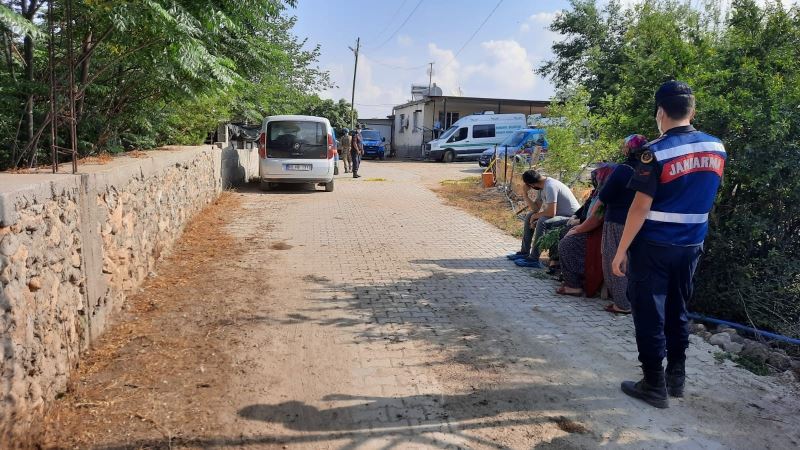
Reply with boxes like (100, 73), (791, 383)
(208, 160), (799, 450)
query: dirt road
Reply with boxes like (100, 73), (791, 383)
(42, 161), (800, 449)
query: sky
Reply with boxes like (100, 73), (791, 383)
(290, 0), (793, 118)
(290, 0), (574, 118)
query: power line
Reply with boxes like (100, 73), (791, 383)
(362, 54), (428, 71)
(364, 0), (409, 45)
(440, 0), (504, 71)
(355, 103), (401, 107)
(363, 0), (424, 51)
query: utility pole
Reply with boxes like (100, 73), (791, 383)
(428, 62), (433, 97)
(348, 37), (360, 128)
(427, 62), (434, 95)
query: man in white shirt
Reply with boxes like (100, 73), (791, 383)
(509, 170), (581, 268)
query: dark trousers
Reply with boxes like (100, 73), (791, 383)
(521, 214), (568, 258)
(628, 240), (702, 370)
(351, 150), (361, 175)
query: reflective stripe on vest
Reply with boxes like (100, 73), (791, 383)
(646, 211), (709, 224)
(654, 140), (726, 161)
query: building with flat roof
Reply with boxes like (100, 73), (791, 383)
(392, 94), (550, 159)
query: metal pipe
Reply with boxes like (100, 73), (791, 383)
(687, 313), (800, 346)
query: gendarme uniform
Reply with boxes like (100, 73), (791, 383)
(626, 88), (726, 401)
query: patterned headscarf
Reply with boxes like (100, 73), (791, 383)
(591, 163), (616, 190)
(623, 134), (648, 153)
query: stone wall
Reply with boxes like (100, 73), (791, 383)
(0, 145), (258, 442)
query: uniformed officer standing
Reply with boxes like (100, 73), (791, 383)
(339, 128), (352, 173)
(611, 81), (726, 408)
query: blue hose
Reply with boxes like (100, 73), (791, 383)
(688, 312), (800, 346)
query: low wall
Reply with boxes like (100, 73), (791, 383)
(0, 145), (258, 442)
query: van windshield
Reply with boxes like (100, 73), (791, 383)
(501, 130), (532, 147)
(439, 125), (458, 140)
(361, 130), (381, 140)
(267, 120), (327, 159)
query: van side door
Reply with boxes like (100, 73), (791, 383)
(446, 127), (469, 157)
(464, 124), (495, 158)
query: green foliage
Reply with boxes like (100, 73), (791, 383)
(296, 96), (356, 132)
(0, 0), (330, 166)
(540, 0), (800, 338)
(542, 88), (617, 184)
(537, 228), (563, 260)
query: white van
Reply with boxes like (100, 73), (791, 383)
(425, 113), (526, 162)
(257, 115), (336, 192)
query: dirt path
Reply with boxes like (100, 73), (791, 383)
(41, 161), (800, 449)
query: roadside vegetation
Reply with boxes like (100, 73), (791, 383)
(538, 0), (800, 340)
(437, 177), (523, 239)
(0, 0), (354, 170)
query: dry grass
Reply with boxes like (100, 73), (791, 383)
(38, 192), (247, 449)
(78, 152), (114, 165)
(435, 176), (523, 238)
(127, 150), (150, 158)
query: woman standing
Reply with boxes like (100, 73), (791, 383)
(598, 134), (648, 314)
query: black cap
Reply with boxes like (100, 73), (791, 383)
(655, 80), (693, 106)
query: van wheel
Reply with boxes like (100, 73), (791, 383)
(379, 154), (385, 161)
(325, 180), (334, 192)
(259, 181), (272, 191)
(443, 150), (455, 163)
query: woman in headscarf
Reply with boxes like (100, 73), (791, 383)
(556, 163), (616, 296)
(598, 134), (648, 314)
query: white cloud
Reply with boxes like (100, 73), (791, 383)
(397, 34), (413, 47)
(427, 43), (461, 95)
(321, 56), (408, 118)
(520, 11), (560, 33)
(453, 39), (538, 99)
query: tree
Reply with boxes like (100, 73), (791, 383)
(296, 96), (356, 132)
(540, 0), (800, 338)
(538, 0), (629, 108)
(542, 88), (616, 185)
(0, 0), (331, 165)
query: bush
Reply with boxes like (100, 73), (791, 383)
(540, 0), (800, 338)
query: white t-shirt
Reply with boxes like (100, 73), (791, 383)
(541, 177), (581, 217)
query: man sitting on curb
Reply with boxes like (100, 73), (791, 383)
(509, 170), (581, 268)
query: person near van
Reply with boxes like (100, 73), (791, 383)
(339, 128), (352, 173)
(509, 170), (581, 268)
(350, 126), (363, 178)
(611, 81), (726, 409)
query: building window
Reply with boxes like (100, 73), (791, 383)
(399, 114), (405, 133)
(472, 124), (495, 139)
(438, 112), (460, 128)
(412, 110), (420, 132)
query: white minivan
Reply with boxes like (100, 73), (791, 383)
(425, 113), (526, 162)
(258, 115), (336, 192)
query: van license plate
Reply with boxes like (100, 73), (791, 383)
(286, 164), (312, 171)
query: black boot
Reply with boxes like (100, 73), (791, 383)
(666, 357), (686, 398)
(621, 367), (669, 409)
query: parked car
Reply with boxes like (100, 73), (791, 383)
(424, 113), (526, 162)
(360, 128), (386, 160)
(478, 128), (549, 167)
(257, 115), (336, 192)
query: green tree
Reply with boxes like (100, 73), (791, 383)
(542, 88), (616, 185)
(0, 0), (330, 165)
(296, 96), (356, 132)
(540, 0), (800, 338)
